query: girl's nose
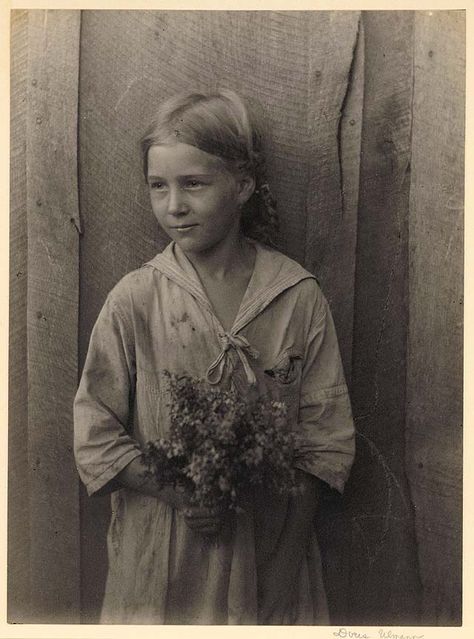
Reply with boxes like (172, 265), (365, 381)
(167, 187), (188, 216)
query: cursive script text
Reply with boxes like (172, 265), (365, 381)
(333, 628), (425, 639)
(379, 631), (424, 639)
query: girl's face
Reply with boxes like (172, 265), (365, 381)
(147, 143), (254, 255)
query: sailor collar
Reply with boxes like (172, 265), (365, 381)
(144, 240), (315, 385)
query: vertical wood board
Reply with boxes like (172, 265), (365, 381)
(305, 11), (361, 380)
(8, 9), (30, 622)
(406, 9), (464, 625)
(307, 15), (363, 621)
(336, 18), (364, 381)
(348, 11), (421, 624)
(25, 9), (81, 622)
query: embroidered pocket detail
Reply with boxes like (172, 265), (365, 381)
(264, 352), (302, 385)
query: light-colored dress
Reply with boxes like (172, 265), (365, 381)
(74, 240), (355, 624)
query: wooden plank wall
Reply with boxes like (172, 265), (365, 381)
(13, 10), (82, 623)
(311, 17), (364, 621)
(77, 9), (362, 621)
(406, 10), (464, 626)
(348, 11), (422, 624)
(8, 8), (463, 626)
(305, 11), (362, 379)
(8, 9), (30, 621)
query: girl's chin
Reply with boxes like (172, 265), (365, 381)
(169, 229), (242, 257)
(170, 233), (225, 255)
(172, 236), (213, 254)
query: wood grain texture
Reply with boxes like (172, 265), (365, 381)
(305, 11), (362, 381)
(311, 16), (363, 622)
(9, 7), (462, 625)
(9, 9), (30, 622)
(78, 10), (320, 336)
(406, 10), (464, 625)
(78, 10), (362, 620)
(25, 9), (81, 622)
(348, 11), (421, 624)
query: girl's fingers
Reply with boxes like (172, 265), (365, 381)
(183, 512), (225, 534)
(184, 506), (225, 518)
(185, 522), (222, 535)
(184, 516), (222, 528)
(182, 504), (228, 533)
(185, 517), (219, 525)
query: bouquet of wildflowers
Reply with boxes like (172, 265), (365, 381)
(143, 371), (299, 510)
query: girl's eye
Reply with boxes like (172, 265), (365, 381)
(149, 181), (166, 191)
(185, 179), (205, 189)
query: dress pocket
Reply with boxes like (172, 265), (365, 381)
(263, 349), (302, 428)
(264, 350), (302, 385)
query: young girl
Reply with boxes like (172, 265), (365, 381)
(74, 89), (355, 625)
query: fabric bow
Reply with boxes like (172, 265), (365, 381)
(206, 333), (259, 386)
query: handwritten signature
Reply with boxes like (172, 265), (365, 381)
(333, 629), (425, 639)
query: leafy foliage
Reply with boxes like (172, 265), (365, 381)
(143, 372), (298, 509)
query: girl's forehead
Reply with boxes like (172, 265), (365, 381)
(147, 143), (225, 175)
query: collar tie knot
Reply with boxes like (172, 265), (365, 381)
(206, 333), (259, 386)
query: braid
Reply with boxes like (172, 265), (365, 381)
(241, 182), (280, 248)
(257, 183), (280, 244)
(241, 145), (280, 248)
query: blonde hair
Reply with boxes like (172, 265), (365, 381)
(140, 89), (279, 247)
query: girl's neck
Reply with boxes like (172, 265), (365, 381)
(181, 234), (255, 282)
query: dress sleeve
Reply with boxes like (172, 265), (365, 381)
(74, 294), (142, 496)
(294, 292), (355, 493)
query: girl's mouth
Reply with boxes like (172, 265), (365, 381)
(171, 224), (198, 232)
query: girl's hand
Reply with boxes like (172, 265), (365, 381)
(116, 458), (191, 511)
(183, 504), (228, 536)
(158, 484), (190, 510)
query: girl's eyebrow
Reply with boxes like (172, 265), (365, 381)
(147, 172), (217, 180)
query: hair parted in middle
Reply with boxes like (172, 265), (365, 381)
(140, 89), (279, 247)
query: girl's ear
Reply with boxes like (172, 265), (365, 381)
(237, 174), (256, 206)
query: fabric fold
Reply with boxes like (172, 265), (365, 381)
(206, 332), (260, 386)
